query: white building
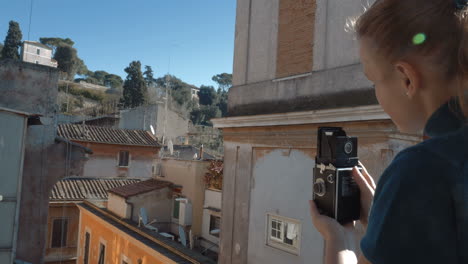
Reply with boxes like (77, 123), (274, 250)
(21, 41), (57, 68)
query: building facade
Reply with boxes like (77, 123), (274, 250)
(0, 59), (89, 263)
(213, 0), (421, 263)
(58, 124), (161, 179)
(21, 41), (58, 68)
(45, 178), (141, 263)
(77, 201), (216, 264)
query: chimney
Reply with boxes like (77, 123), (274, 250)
(199, 144), (204, 160)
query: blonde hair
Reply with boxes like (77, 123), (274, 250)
(353, 0), (468, 117)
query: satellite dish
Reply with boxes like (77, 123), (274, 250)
(150, 125), (155, 135)
(168, 139), (174, 155)
(193, 153), (198, 160)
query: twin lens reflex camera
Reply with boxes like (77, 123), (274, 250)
(313, 127), (361, 224)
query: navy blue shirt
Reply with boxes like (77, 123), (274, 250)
(361, 100), (468, 263)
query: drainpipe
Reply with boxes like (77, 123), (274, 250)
(127, 201), (135, 222)
(199, 144), (204, 160)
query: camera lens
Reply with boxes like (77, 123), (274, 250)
(344, 141), (353, 154)
(313, 179), (326, 197)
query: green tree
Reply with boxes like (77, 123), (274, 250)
(155, 74), (194, 106)
(76, 58), (88, 75)
(190, 105), (221, 126)
(104, 74), (123, 89)
(39, 37), (75, 51)
(121, 61), (147, 108)
(143, 65), (155, 86)
(1, 21), (23, 60)
(216, 89), (228, 117)
(54, 45), (79, 80)
(0, 43), (3, 58)
(212, 73), (232, 91)
(198, 85), (216, 105)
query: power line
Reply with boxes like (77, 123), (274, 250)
(27, 0), (34, 40)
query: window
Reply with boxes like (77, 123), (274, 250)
(267, 214), (301, 254)
(84, 232), (90, 264)
(118, 151), (129, 167)
(209, 215), (221, 237)
(35, 60), (39, 64)
(173, 199), (180, 219)
(36, 48), (40, 55)
(98, 243), (106, 264)
(51, 218), (68, 248)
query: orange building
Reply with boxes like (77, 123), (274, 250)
(45, 178), (141, 263)
(77, 201), (215, 264)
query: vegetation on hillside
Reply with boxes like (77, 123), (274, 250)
(1, 21), (22, 60)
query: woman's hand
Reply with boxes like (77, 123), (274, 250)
(352, 162), (376, 228)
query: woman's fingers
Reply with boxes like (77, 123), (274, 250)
(309, 200), (320, 220)
(358, 161), (376, 189)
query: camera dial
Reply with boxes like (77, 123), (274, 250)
(313, 178), (326, 197)
(344, 141), (353, 154)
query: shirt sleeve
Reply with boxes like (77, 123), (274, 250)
(360, 148), (459, 264)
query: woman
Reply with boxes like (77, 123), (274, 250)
(310, 0), (468, 263)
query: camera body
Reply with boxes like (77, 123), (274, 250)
(313, 127), (360, 224)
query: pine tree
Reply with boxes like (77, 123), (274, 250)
(121, 61), (147, 108)
(143, 65), (155, 86)
(1, 21), (23, 60)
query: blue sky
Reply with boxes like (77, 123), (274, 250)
(0, 0), (236, 87)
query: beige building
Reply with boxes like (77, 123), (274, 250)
(212, 0), (422, 263)
(21, 41), (58, 68)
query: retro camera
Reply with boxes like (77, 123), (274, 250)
(313, 127), (360, 224)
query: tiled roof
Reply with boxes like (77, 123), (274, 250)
(24, 40), (53, 50)
(58, 124), (160, 147)
(50, 178), (141, 201)
(108, 179), (172, 198)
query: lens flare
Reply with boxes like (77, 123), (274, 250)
(412, 33), (426, 45)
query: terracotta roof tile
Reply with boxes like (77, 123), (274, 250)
(108, 179), (172, 198)
(58, 124), (160, 147)
(50, 178), (141, 201)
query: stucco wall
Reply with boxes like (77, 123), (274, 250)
(77, 206), (177, 264)
(79, 142), (158, 178)
(218, 120), (420, 264)
(127, 187), (172, 224)
(201, 189), (222, 252)
(0, 59), (88, 263)
(0, 111), (27, 264)
(157, 159), (210, 236)
(21, 43), (54, 67)
(119, 104), (189, 143)
(107, 193), (129, 219)
(0, 59), (58, 116)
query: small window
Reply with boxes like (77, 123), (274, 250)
(267, 214), (301, 254)
(209, 215), (221, 237)
(35, 60), (39, 64)
(84, 232), (91, 264)
(173, 199), (180, 219)
(51, 218), (68, 248)
(118, 151), (129, 167)
(98, 243), (106, 264)
(36, 48), (40, 55)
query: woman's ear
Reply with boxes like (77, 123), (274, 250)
(394, 62), (420, 99)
